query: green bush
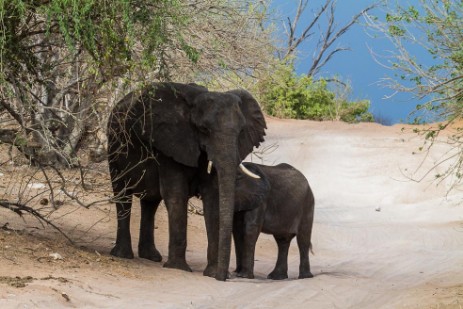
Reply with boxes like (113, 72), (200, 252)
(338, 100), (375, 123)
(258, 63), (374, 123)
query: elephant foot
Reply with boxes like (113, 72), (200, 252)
(110, 244), (134, 259)
(215, 271), (230, 282)
(235, 270), (254, 279)
(203, 264), (217, 278)
(267, 271), (288, 280)
(203, 265), (231, 281)
(138, 246), (162, 262)
(298, 271), (314, 279)
(163, 259), (192, 272)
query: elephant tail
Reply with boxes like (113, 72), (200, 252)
(309, 242), (315, 255)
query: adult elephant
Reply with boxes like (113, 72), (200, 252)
(107, 82), (266, 281)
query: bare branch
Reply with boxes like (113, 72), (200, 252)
(282, 0), (376, 77)
(0, 200), (74, 244)
(284, 0), (330, 60)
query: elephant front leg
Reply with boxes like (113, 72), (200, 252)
(111, 200), (134, 259)
(236, 211), (260, 279)
(160, 195), (191, 272)
(267, 234), (294, 280)
(138, 199), (162, 262)
(157, 156), (192, 272)
(238, 235), (259, 279)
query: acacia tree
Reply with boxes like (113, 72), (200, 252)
(0, 0), (192, 166)
(364, 1), (463, 185)
(0, 0), (274, 226)
(0, 0), (274, 167)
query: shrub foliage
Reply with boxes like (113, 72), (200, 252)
(258, 63), (374, 123)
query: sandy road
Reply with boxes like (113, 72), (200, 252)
(0, 118), (462, 308)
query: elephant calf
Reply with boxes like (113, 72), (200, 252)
(233, 162), (315, 280)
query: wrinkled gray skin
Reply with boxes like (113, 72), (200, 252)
(107, 82), (266, 281)
(233, 162), (314, 280)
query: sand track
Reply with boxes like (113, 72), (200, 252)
(1, 118), (462, 308)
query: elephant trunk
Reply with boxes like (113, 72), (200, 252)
(215, 157), (238, 281)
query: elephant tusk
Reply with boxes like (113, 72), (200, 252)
(207, 161), (213, 174)
(239, 163), (260, 179)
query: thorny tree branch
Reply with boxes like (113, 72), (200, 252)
(0, 200), (74, 244)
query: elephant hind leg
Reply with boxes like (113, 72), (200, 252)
(297, 196), (314, 279)
(138, 199), (162, 262)
(267, 234), (294, 280)
(109, 160), (136, 259)
(110, 196), (135, 259)
(233, 212), (245, 274)
(296, 232), (313, 279)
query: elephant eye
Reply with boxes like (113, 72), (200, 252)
(197, 125), (210, 135)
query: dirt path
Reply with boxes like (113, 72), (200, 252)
(0, 118), (462, 308)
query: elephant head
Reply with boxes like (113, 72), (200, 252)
(136, 83), (266, 280)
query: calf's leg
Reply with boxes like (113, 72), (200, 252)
(297, 232), (313, 279)
(267, 234), (294, 280)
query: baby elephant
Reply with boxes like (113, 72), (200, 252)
(233, 162), (315, 280)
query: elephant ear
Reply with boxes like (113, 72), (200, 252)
(227, 90), (267, 160)
(234, 164), (270, 212)
(141, 83), (207, 167)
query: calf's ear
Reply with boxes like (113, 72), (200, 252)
(234, 171), (270, 212)
(234, 201), (260, 212)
